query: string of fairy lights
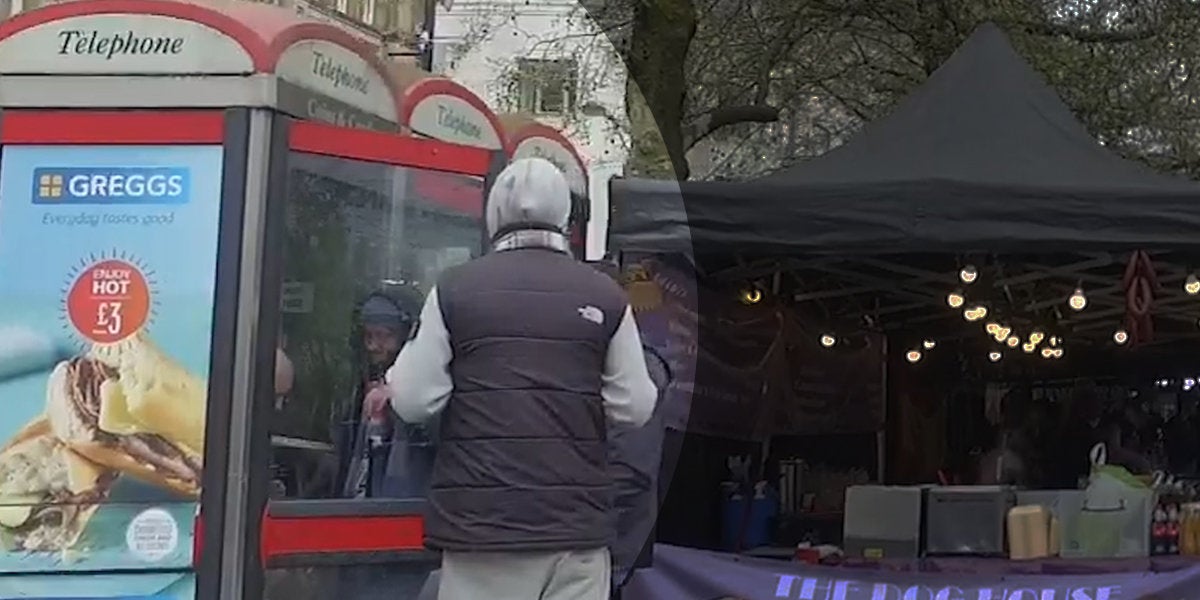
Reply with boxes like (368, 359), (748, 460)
(922, 265), (1200, 364)
(739, 261), (1200, 366)
(923, 264), (1070, 366)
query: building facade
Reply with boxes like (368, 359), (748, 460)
(432, 0), (627, 260)
(3, 0), (429, 66)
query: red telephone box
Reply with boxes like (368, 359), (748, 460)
(0, 2), (499, 599)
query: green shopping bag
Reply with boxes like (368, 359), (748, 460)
(1074, 443), (1154, 558)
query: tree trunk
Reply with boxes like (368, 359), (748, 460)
(625, 0), (696, 180)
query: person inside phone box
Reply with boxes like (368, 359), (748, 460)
(327, 289), (438, 600)
(335, 289), (435, 499)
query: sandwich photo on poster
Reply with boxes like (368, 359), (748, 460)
(0, 145), (221, 577)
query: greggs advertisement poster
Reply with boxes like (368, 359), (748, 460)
(0, 144), (220, 595)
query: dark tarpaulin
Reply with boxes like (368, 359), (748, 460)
(609, 23), (1200, 255)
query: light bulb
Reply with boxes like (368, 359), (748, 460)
(1068, 287), (1087, 311)
(923, 339), (936, 350)
(1052, 348), (1064, 359)
(1022, 342), (1036, 354)
(1187, 274), (1200, 296)
(1049, 336), (1061, 347)
(964, 306), (988, 322)
(820, 334), (837, 348)
(988, 351), (1002, 363)
(994, 326), (1012, 343)
(985, 322), (1000, 335)
(947, 291), (965, 309)
(1006, 336), (1020, 348)
(740, 287), (763, 304)
(906, 349), (923, 364)
(1041, 347), (1054, 358)
(1114, 329), (1129, 345)
(1030, 331), (1045, 345)
(960, 265), (978, 285)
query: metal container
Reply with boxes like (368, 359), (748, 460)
(843, 485), (925, 559)
(925, 485), (1014, 556)
(778, 459), (806, 515)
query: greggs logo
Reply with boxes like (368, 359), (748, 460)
(36, 173), (65, 199)
(33, 167), (189, 205)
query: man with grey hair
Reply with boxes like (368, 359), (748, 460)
(375, 158), (658, 599)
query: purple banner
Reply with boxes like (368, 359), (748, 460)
(624, 545), (1200, 599)
(620, 255), (700, 433)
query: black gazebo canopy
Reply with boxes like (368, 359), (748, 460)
(609, 23), (1199, 255)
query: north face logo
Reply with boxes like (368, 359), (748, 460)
(577, 305), (605, 325)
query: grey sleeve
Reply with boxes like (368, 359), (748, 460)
(385, 286), (454, 424)
(601, 306), (658, 427)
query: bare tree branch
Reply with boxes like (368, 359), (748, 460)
(451, 0), (1199, 182)
(1009, 20), (1160, 43)
(684, 104), (781, 150)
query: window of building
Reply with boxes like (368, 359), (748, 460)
(373, 0), (420, 36)
(374, 0), (398, 33)
(330, 0), (376, 26)
(345, 0), (374, 26)
(514, 58), (578, 115)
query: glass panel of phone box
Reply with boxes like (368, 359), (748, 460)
(268, 151), (482, 502)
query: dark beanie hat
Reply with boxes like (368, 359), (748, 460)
(361, 295), (406, 330)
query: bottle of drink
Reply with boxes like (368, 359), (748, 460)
(1153, 508), (1169, 555)
(1168, 504), (1181, 555)
(366, 395), (389, 450)
(362, 381), (391, 497)
(1185, 504), (1200, 556)
(1181, 506), (1193, 556)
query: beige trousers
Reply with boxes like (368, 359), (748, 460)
(437, 547), (610, 600)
